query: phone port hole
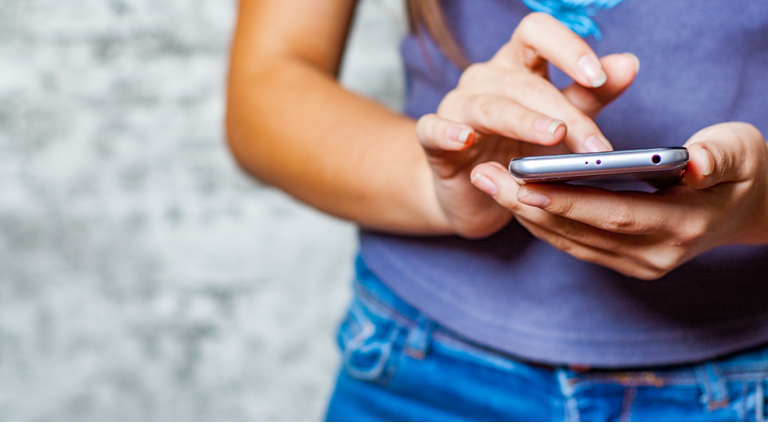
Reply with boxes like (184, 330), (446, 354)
(652, 154), (661, 164)
(596, 159), (601, 165)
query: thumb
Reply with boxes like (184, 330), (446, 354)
(683, 140), (748, 189)
(561, 53), (639, 119)
(682, 122), (767, 189)
(470, 161), (525, 211)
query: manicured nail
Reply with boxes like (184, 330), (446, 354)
(458, 128), (471, 143)
(534, 117), (565, 136)
(699, 148), (713, 176)
(517, 187), (550, 208)
(577, 55), (607, 88)
(447, 126), (472, 143)
(471, 173), (497, 196)
(584, 135), (611, 153)
(623, 52), (640, 73)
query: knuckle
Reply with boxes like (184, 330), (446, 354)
(567, 111), (596, 130)
(458, 63), (486, 87)
(437, 90), (464, 119)
(678, 217), (708, 243)
(416, 113), (434, 128)
(552, 198), (578, 219)
(604, 205), (637, 232)
(712, 150), (728, 179)
(415, 114), (437, 142)
(643, 248), (683, 276)
(518, 12), (549, 34)
(545, 234), (576, 255)
(471, 95), (495, 125)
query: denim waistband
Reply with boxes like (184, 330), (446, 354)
(351, 254), (768, 415)
(354, 254), (597, 368)
(353, 254), (768, 378)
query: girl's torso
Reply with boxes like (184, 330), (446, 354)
(359, 0), (768, 367)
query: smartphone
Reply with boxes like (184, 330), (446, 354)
(508, 147), (689, 191)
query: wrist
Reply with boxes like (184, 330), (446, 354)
(414, 160), (455, 235)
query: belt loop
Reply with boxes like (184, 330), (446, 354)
(557, 368), (580, 422)
(404, 316), (434, 360)
(695, 363), (729, 411)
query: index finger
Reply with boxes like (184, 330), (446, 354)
(514, 183), (679, 235)
(493, 12), (607, 89)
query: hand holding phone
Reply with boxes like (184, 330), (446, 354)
(509, 147), (689, 191)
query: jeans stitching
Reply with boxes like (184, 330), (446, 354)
(356, 280), (554, 371)
(709, 363), (730, 407)
(741, 381), (748, 422)
(340, 299), (402, 383)
(695, 364), (729, 411)
(619, 386), (637, 422)
(557, 369), (579, 422)
(354, 281), (412, 326)
(404, 317), (433, 360)
(353, 274), (768, 410)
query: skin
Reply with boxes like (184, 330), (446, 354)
(227, 1), (768, 280)
(471, 122), (768, 280)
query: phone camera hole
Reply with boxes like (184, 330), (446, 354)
(652, 154), (661, 164)
(596, 159), (601, 165)
(585, 161), (588, 164)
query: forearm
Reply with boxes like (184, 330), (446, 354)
(226, 56), (451, 235)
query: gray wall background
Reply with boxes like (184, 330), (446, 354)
(0, 0), (406, 421)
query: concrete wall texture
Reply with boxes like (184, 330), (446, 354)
(0, 0), (406, 421)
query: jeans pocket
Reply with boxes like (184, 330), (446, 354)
(337, 298), (403, 385)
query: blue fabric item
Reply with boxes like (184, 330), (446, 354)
(520, 0), (624, 40)
(325, 260), (768, 421)
(358, 0), (768, 367)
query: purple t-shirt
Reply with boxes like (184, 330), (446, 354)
(359, 0), (768, 367)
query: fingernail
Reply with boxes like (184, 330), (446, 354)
(534, 117), (565, 136)
(517, 187), (550, 208)
(623, 52), (640, 73)
(447, 126), (472, 143)
(584, 135), (611, 153)
(458, 128), (471, 143)
(699, 148), (713, 176)
(577, 55), (607, 88)
(471, 173), (497, 196)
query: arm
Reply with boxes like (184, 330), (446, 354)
(226, 0), (446, 235)
(227, 4), (635, 238)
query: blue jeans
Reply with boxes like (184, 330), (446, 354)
(325, 257), (768, 421)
